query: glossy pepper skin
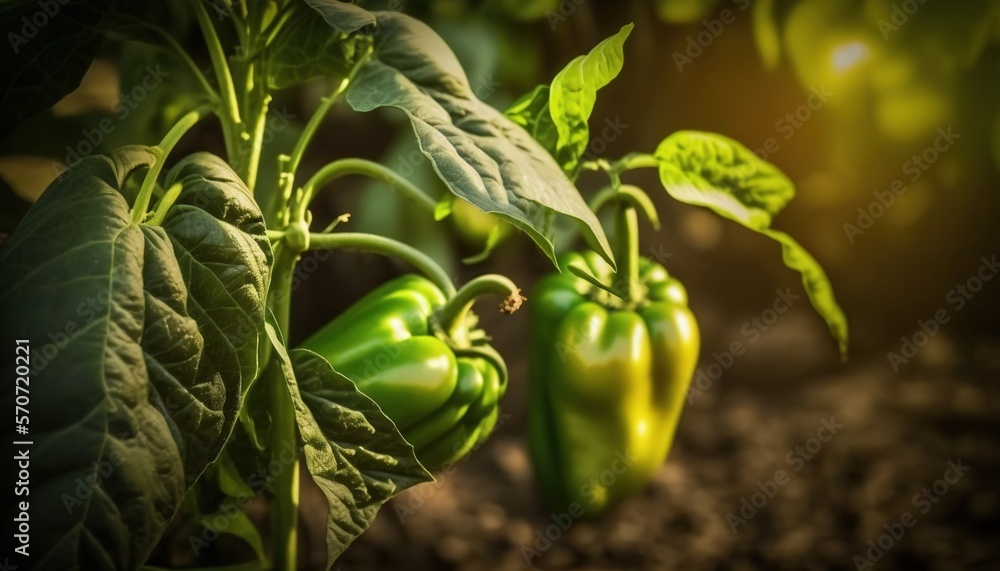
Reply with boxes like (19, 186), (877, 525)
(529, 251), (699, 514)
(301, 275), (506, 472)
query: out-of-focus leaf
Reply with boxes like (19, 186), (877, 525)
(654, 131), (847, 358)
(753, 0), (781, 70)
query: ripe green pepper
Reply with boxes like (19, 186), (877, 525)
(301, 270), (523, 472)
(529, 245), (700, 514)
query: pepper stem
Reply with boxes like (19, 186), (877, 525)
(615, 204), (640, 303)
(307, 232), (456, 298)
(436, 274), (524, 341)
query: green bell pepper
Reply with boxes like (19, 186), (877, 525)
(301, 271), (522, 472)
(529, 245), (700, 513)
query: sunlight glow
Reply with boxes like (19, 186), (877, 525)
(832, 41), (870, 72)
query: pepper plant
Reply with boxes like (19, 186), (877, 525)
(0, 2), (847, 570)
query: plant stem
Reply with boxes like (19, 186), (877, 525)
(192, 0), (243, 155)
(131, 104), (211, 223)
(297, 158), (437, 221)
(147, 182), (184, 226)
(272, 48), (372, 223)
(436, 274), (522, 339)
(614, 203), (640, 303)
(308, 232), (456, 297)
(266, 241), (301, 571)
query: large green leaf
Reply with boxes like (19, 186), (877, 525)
(653, 131), (848, 358)
(505, 24), (632, 177)
(0, 148), (272, 569)
(327, 9), (613, 267)
(263, 325), (432, 566)
(267, 1), (374, 90)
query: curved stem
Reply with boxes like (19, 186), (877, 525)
(589, 184), (660, 230)
(131, 104), (211, 223)
(436, 274), (523, 339)
(274, 48), (372, 222)
(614, 152), (659, 172)
(298, 158), (437, 221)
(307, 232), (456, 297)
(192, 0), (243, 127)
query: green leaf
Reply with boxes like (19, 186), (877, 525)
(301, 0), (377, 33)
(752, 0), (781, 70)
(762, 229), (849, 360)
(267, 1), (373, 90)
(504, 84), (558, 157)
(0, 148), (272, 569)
(505, 24), (633, 177)
(0, 1), (105, 137)
(340, 10), (614, 268)
(654, 131), (848, 358)
(549, 23), (632, 176)
(263, 326), (432, 566)
(655, 131), (794, 229)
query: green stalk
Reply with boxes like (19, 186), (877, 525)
(307, 232), (456, 297)
(191, 0), (243, 157)
(131, 104), (211, 223)
(436, 274), (523, 340)
(297, 158), (437, 221)
(272, 48), (372, 222)
(615, 203), (640, 303)
(147, 182), (184, 226)
(266, 241), (300, 571)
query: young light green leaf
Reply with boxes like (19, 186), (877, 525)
(340, 11), (614, 268)
(655, 130), (794, 229)
(0, 148), (272, 570)
(654, 131), (847, 358)
(549, 23), (632, 176)
(505, 24), (633, 178)
(263, 324), (432, 567)
(752, 0), (781, 70)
